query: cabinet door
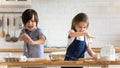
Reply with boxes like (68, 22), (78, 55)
(1, 0), (31, 7)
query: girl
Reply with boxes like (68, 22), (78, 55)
(19, 9), (46, 68)
(62, 13), (99, 68)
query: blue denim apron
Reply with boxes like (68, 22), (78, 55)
(62, 37), (87, 68)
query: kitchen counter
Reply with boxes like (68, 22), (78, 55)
(0, 58), (120, 68)
(0, 47), (120, 53)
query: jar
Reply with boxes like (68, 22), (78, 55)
(100, 45), (116, 61)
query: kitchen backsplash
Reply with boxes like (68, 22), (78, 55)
(1, 0), (120, 48)
(0, 13), (23, 48)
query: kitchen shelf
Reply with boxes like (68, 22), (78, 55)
(0, 8), (28, 13)
(0, 48), (120, 53)
(0, 0), (31, 8)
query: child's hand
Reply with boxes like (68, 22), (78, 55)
(88, 36), (95, 39)
(20, 33), (34, 45)
(92, 53), (100, 59)
(27, 39), (35, 45)
(85, 32), (95, 39)
(20, 33), (29, 41)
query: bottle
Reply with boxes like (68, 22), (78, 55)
(109, 45), (115, 61)
(44, 39), (48, 48)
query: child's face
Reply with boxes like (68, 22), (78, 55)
(25, 15), (37, 31)
(75, 22), (88, 32)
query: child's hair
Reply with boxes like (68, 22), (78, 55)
(71, 13), (89, 31)
(22, 9), (39, 26)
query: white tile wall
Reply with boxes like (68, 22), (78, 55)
(31, 0), (120, 48)
(1, 1), (120, 68)
(0, 0), (120, 48)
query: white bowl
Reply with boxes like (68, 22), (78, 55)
(49, 52), (66, 61)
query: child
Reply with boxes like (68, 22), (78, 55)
(62, 13), (99, 68)
(19, 9), (46, 68)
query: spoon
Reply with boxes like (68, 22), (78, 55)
(6, 17), (11, 42)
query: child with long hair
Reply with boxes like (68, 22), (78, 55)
(62, 13), (99, 68)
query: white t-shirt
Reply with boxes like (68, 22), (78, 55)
(67, 29), (93, 47)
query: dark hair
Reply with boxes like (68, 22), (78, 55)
(22, 9), (39, 26)
(71, 13), (89, 31)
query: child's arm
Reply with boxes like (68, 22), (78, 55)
(19, 33), (45, 45)
(19, 33), (34, 44)
(85, 32), (95, 39)
(87, 44), (99, 59)
(68, 32), (85, 38)
(19, 33), (29, 41)
(69, 32), (94, 39)
(28, 35), (45, 45)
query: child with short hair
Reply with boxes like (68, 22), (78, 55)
(19, 9), (46, 68)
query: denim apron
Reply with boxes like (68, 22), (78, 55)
(62, 37), (87, 68)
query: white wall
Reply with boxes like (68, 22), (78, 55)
(1, 0), (120, 48)
(31, 0), (120, 48)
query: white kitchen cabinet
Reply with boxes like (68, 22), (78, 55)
(0, 0), (31, 7)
